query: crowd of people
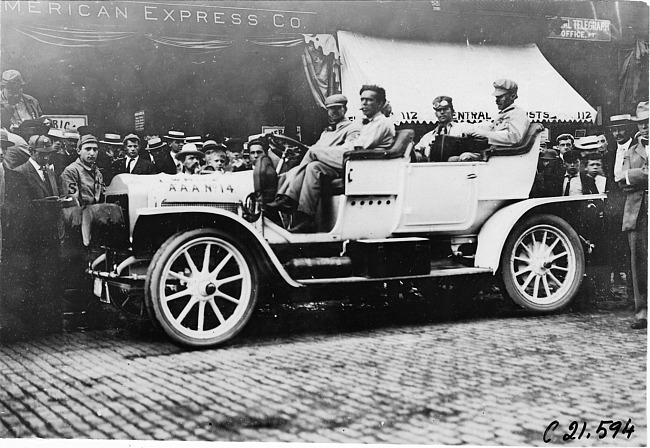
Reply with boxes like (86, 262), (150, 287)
(0, 67), (647, 340)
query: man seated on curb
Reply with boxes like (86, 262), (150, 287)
(267, 86), (395, 233)
(454, 78), (530, 162)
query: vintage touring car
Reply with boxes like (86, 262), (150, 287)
(87, 124), (605, 348)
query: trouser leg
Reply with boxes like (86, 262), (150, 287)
(297, 161), (341, 217)
(628, 206), (648, 320)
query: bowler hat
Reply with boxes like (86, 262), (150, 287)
(1, 69), (26, 87)
(202, 140), (220, 152)
(432, 96), (453, 110)
(100, 133), (122, 146)
(324, 94), (348, 108)
(492, 79), (518, 96)
(1, 129), (15, 149)
(175, 143), (205, 161)
(147, 137), (165, 151)
(608, 114), (632, 128)
(165, 130), (185, 141)
(631, 101), (649, 122)
(30, 135), (57, 153)
(540, 148), (559, 160)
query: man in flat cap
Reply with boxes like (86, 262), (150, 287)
(61, 134), (105, 207)
(619, 101), (649, 329)
(2, 135), (66, 340)
(267, 93), (364, 231)
(413, 96), (469, 161)
(0, 69), (42, 132)
(464, 79), (530, 161)
(112, 133), (156, 176)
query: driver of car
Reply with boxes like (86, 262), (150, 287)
(413, 96), (468, 161)
(267, 86), (395, 233)
(459, 78), (530, 161)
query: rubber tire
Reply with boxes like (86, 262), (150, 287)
(500, 213), (585, 312)
(145, 229), (259, 348)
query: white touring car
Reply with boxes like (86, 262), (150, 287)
(87, 124), (605, 348)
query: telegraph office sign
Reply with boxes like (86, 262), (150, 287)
(548, 17), (612, 42)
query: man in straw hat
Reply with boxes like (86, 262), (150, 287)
(619, 101), (649, 329)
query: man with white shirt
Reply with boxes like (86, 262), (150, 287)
(267, 86), (395, 233)
(2, 135), (65, 340)
(413, 96), (469, 161)
(111, 133), (155, 176)
(619, 101), (649, 329)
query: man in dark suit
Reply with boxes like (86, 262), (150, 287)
(1, 135), (66, 341)
(144, 137), (176, 174)
(619, 101), (648, 329)
(111, 133), (155, 176)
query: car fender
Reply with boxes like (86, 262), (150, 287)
(474, 194), (607, 272)
(133, 206), (303, 288)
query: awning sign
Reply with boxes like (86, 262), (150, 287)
(548, 17), (612, 42)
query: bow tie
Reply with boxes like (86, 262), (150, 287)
(362, 118), (370, 125)
(326, 124), (336, 132)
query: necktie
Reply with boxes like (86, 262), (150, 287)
(127, 158), (134, 173)
(41, 166), (55, 196)
(564, 175), (575, 196)
(362, 118), (370, 125)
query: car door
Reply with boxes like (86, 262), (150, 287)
(394, 162), (479, 232)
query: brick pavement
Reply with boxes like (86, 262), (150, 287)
(0, 304), (646, 445)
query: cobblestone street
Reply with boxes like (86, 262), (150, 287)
(0, 290), (646, 446)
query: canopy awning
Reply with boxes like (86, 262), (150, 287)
(338, 31), (597, 124)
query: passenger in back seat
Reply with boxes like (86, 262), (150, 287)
(455, 79), (530, 162)
(267, 86), (395, 233)
(413, 96), (469, 161)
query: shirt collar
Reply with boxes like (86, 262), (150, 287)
(363, 111), (383, 123)
(75, 158), (94, 172)
(499, 105), (516, 115)
(29, 158), (42, 171)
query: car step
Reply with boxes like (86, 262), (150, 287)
(284, 257), (354, 279)
(297, 265), (492, 284)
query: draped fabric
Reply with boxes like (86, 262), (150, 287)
(619, 39), (649, 115)
(7, 22), (339, 108)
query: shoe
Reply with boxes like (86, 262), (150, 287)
(266, 195), (298, 213)
(631, 318), (647, 330)
(288, 212), (316, 233)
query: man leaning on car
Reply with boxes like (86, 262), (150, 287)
(456, 78), (531, 162)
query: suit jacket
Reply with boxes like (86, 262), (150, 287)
(111, 157), (156, 176)
(618, 139), (648, 232)
(4, 160), (61, 249)
(146, 149), (177, 175)
(3, 145), (31, 170)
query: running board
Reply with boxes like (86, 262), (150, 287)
(297, 266), (493, 285)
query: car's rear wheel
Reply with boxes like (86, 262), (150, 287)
(500, 214), (584, 312)
(145, 229), (259, 348)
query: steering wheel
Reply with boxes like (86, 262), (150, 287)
(266, 134), (310, 173)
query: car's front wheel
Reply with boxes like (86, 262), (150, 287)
(145, 229), (259, 348)
(500, 214), (584, 312)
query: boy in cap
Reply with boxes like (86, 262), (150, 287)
(0, 69), (42, 131)
(585, 152), (607, 194)
(60, 134), (105, 207)
(465, 79), (530, 160)
(561, 150), (598, 196)
(619, 101), (649, 329)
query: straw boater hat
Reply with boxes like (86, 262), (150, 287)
(607, 114), (632, 128)
(175, 143), (205, 161)
(185, 135), (203, 149)
(47, 128), (65, 140)
(631, 101), (649, 122)
(165, 130), (185, 141)
(100, 133), (122, 146)
(574, 135), (602, 151)
(147, 137), (165, 151)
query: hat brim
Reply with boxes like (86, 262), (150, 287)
(100, 141), (123, 146)
(165, 136), (186, 141)
(175, 150), (205, 161)
(631, 115), (649, 122)
(607, 122), (632, 128)
(492, 88), (510, 96)
(325, 103), (346, 108)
